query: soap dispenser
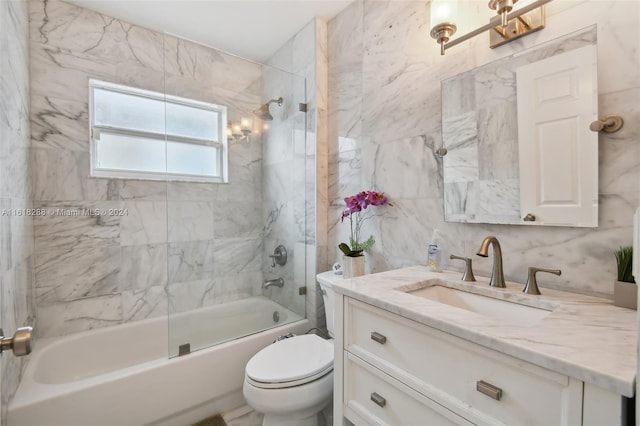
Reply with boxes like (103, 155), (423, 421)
(427, 229), (443, 272)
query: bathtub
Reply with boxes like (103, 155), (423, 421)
(8, 296), (308, 426)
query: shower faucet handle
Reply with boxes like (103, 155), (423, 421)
(269, 245), (287, 267)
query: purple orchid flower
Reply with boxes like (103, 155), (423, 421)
(367, 191), (388, 206)
(339, 190), (392, 256)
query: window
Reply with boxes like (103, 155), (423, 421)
(89, 79), (228, 183)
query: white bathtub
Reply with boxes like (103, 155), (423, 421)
(8, 297), (308, 426)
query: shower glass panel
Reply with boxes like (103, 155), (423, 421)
(163, 34), (307, 357)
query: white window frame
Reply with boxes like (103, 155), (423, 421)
(89, 79), (228, 183)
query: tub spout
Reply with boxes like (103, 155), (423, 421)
(263, 278), (284, 289)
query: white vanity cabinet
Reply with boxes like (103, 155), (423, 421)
(333, 296), (625, 426)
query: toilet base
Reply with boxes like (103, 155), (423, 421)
(244, 369), (333, 426)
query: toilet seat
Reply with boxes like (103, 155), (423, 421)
(246, 364), (333, 389)
(245, 334), (333, 390)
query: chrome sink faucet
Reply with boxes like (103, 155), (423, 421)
(476, 236), (506, 288)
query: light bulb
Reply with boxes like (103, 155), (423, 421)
(430, 0), (458, 27)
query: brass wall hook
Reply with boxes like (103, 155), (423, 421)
(589, 115), (624, 133)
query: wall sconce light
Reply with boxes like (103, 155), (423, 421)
(227, 118), (252, 143)
(430, 0), (552, 55)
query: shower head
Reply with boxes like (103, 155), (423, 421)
(253, 104), (273, 121)
(253, 97), (283, 121)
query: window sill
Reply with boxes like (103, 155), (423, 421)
(88, 173), (227, 184)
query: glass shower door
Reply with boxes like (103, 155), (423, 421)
(163, 33), (307, 357)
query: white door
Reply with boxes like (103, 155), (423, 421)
(516, 45), (598, 227)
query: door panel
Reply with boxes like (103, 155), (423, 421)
(516, 45), (598, 227)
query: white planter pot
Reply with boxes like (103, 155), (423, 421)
(343, 255), (365, 279)
(613, 280), (637, 310)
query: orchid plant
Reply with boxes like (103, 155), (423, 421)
(339, 191), (391, 257)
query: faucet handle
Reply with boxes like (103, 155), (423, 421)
(269, 245), (287, 268)
(449, 254), (476, 282)
(524, 267), (561, 295)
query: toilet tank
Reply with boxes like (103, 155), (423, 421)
(317, 277), (336, 337)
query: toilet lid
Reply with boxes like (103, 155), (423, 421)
(246, 334), (333, 386)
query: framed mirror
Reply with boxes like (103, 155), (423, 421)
(442, 26), (598, 227)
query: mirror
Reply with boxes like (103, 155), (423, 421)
(442, 26), (598, 227)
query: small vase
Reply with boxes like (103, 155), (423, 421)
(613, 280), (637, 310)
(343, 255), (365, 279)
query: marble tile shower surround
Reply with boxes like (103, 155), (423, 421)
(442, 27), (597, 225)
(327, 0), (640, 298)
(0, 0), (35, 422)
(28, 0), (314, 339)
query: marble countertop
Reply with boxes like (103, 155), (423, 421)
(318, 266), (637, 397)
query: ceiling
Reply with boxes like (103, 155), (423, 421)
(66, 0), (353, 63)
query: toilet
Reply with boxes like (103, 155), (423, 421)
(243, 278), (335, 426)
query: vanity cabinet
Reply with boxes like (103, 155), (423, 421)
(334, 296), (625, 426)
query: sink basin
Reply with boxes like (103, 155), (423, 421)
(407, 285), (552, 326)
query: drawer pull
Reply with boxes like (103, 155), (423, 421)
(477, 380), (502, 401)
(370, 331), (387, 344)
(370, 392), (386, 407)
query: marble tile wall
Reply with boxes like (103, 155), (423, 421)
(262, 18), (328, 329)
(0, 0), (35, 421)
(327, 0), (640, 297)
(29, 0), (266, 339)
(314, 19), (329, 329)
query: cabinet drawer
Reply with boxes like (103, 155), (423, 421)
(344, 352), (471, 426)
(345, 299), (582, 426)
